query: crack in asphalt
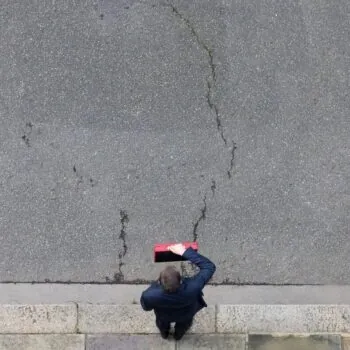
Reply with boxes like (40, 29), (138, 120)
(168, 4), (227, 145)
(112, 210), (129, 282)
(73, 165), (97, 190)
(180, 194), (208, 278)
(227, 141), (237, 178)
(211, 180), (216, 197)
(73, 165), (84, 190)
(192, 195), (207, 242)
(21, 122), (33, 147)
(167, 3), (238, 181)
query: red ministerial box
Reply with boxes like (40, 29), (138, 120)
(154, 242), (198, 262)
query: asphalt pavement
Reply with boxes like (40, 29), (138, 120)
(0, 0), (349, 284)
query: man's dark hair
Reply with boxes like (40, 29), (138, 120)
(159, 266), (181, 292)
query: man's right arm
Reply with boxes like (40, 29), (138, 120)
(167, 243), (216, 290)
(182, 248), (216, 289)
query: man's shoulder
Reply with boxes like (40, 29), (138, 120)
(144, 281), (162, 292)
(141, 283), (164, 303)
(182, 278), (204, 293)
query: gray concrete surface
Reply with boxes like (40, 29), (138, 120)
(343, 337), (350, 350)
(86, 335), (172, 350)
(2, 302), (350, 335)
(0, 335), (84, 350)
(0, 304), (77, 333)
(248, 334), (341, 350)
(176, 334), (246, 350)
(78, 304), (215, 333)
(0, 0), (349, 284)
(3, 284), (350, 305)
(0, 334), (345, 350)
(217, 305), (350, 333)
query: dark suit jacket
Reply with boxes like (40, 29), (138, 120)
(140, 247), (216, 322)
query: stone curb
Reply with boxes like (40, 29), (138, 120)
(0, 304), (77, 334)
(217, 305), (350, 333)
(0, 334), (348, 350)
(4, 284), (350, 305)
(1, 304), (350, 334)
(0, 335), (85, 350)
(78, 304), (215, 334)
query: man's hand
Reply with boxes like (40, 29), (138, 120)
(167, 243), (186, 256)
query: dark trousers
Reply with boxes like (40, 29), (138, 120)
(156, 317), (193, 338)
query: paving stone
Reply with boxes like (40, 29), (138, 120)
(0, 304), (77, 333)
(78, 304), (215, 333)
(343, 337), (350, 350)
(217, 305), (350, 333)
(248, 334), (341, 350)
(86, 335), (174, 350)
(177, 334), (246, 349)
(0, 335), (84, 350)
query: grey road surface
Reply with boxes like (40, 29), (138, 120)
(0, 0), (349, 284)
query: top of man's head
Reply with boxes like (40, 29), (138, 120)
(160, 266), (181, 293)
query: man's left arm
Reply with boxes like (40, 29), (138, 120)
(140, 283), (158, 311)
